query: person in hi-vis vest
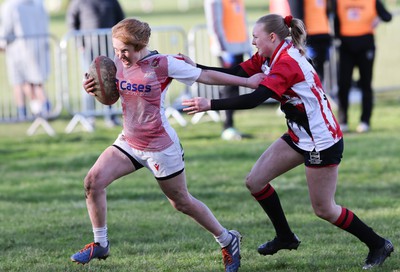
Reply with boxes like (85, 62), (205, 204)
(289, 0), (332, 84)
(333, 0), (392, 133)
(204, 0), (252, 140)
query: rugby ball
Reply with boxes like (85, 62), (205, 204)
(88, 55), (119, 105)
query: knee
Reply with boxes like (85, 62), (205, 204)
(312, 203), (336, 222)
(244, 173), (253, 191)
(171, 199), (191, 215)
(245, 173), (264, 194)
(313, 207), (328, 220)
(170, 194), (195, 215)
(83, 170), (102, 198)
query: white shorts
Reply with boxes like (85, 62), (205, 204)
(6, 39), (50, 85)
(113, 133), (185, 180)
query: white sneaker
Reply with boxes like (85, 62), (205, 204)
(340, 123), (349, 133)
(356, 122), (370, 133)
(221, 128), (242, 141)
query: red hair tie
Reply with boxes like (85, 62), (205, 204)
(284, 15), (293, 27)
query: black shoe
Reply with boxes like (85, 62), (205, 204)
(258, 234), (301, 256)
(362, 239), (394, 270)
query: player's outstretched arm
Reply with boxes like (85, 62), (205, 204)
(183, 85), (275, 115)
(197, 70), (264, 89)
(178, 53), (244, 75)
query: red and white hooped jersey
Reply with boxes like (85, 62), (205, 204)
(114, 52), (201, 152)
(240, 40), (342, 152)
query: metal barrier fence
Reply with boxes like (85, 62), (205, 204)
(60, 29), (121, 132)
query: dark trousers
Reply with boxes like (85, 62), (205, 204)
(307, 34), (331, 82)
(338, 41), (375, 125)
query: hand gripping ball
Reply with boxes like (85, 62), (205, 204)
(88, 55), (119, 105)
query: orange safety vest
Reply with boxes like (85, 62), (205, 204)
(270, 0), (291, 16)
(222, 0), (248, 43)
(304, 0), (330, 35)
(337, 0), (377, 36)
(205, 0), (251, 55)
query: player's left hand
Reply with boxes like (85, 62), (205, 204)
(182, 97), (211, 114)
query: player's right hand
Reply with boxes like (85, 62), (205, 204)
(83, 73), (96, 96)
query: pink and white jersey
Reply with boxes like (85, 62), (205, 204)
(240, 40), (342, 151)
(114, 52), (201, 151)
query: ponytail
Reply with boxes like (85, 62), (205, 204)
(288, 16), (307, 56)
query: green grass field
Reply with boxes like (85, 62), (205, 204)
(1, 1), (400, 271)
(1, 90), (400, 271)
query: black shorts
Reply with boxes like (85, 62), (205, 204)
(281, 134), (343, 167)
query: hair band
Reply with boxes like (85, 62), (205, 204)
(284, 15), (293, 27)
